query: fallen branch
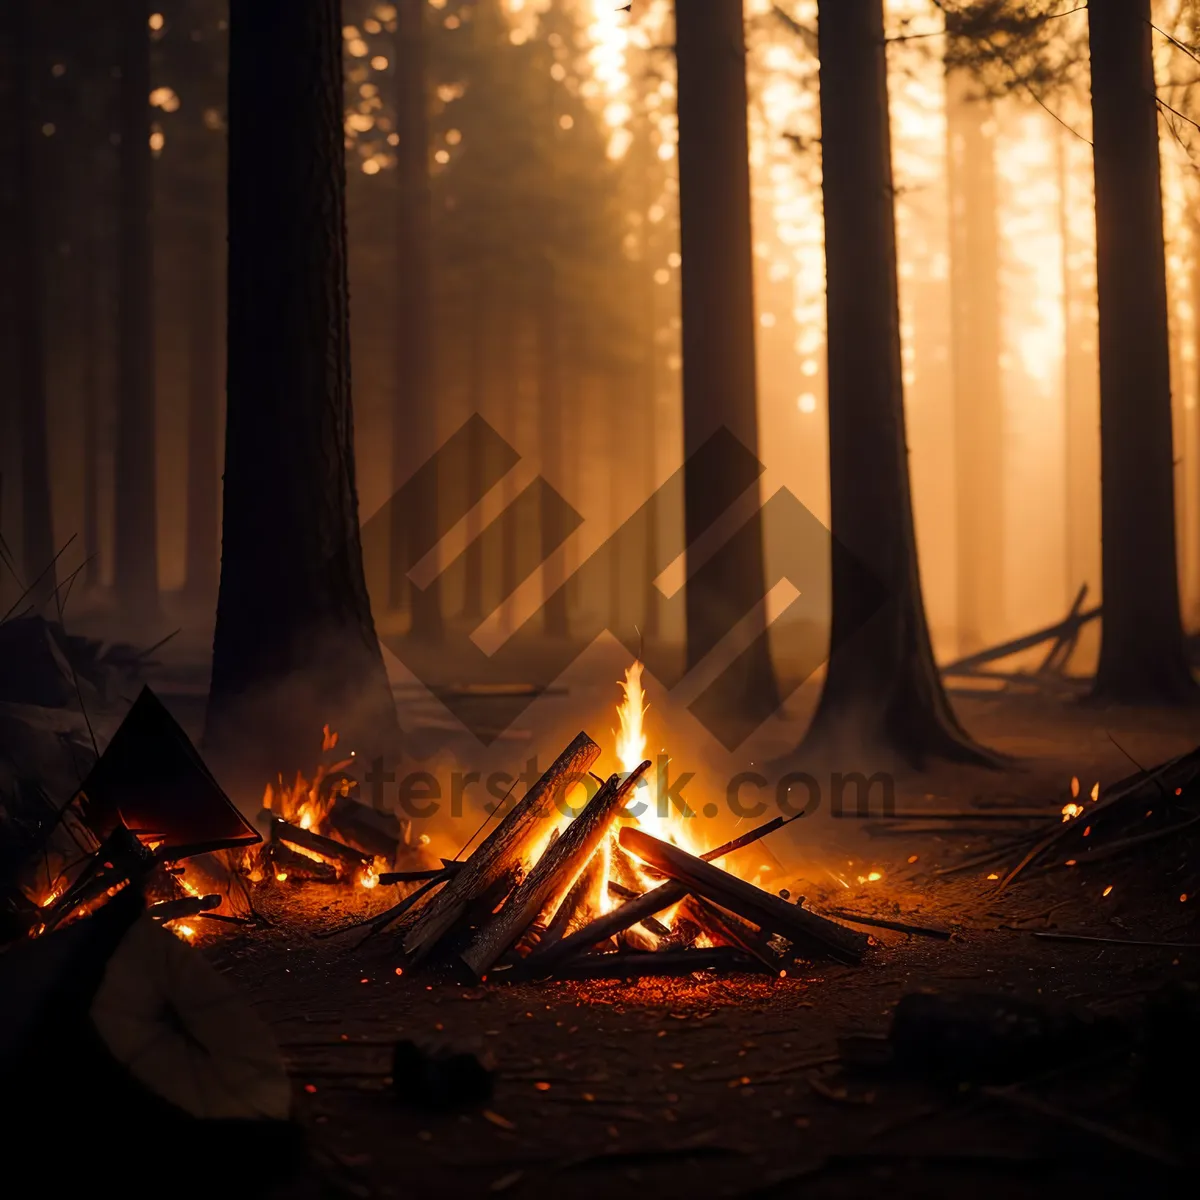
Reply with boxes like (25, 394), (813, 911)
(818, 908), (951, 941)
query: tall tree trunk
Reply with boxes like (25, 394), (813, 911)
(802, 0), (994, 766)
(674, 0), (778, 711)
(391, 0), (442, 640)
(1087, 0), (1195, 703)
(206, 0), (400, 779)
(183, 203), (220, 603)
(945, 69), (1003, 656)
(114, 0), (159, 619)
(13, 0), (57, 608)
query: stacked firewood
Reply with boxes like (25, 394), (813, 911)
(358, 732), (868, 980)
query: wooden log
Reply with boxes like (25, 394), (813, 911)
(461, 761), (651, 978)
(619, 827), (868, 964)
(268, 817), (373, 870)
(147, 893), (222, 922)
(940, 600), (1100, 676)
(267, 841), (339, 884)
(679, 894), (784, 972)
(522, 813), (791, 977)
(402, 731), (601, 962)
(539, 847), (607, 952)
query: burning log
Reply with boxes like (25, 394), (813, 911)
(267, 842), (339, 884)
(679, 895), (785, 972)
(147, 894), (222, 923)
(402, 732), (601, 963)
(619, 827), (868, 964)
(537, 848), (607, 953)
(267, 817), (372, 871)
(461, 761), (652, 978)
(326, 794), (401, 862)
(522, 814), (792, 977)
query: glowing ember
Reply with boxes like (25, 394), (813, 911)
(1062, 802), (1084, 823)
(169, 923), (196, 942)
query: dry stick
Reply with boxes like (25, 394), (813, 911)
(997, 753), (1190, 891)
(1042, 813), (1200, 868)
(461, 761), (652, 978)
(619, 827), (868, 964)
(523, 814), (791, 976)
(1029, 931), (1200, 950)
(403, 731), (602, 963)
(817, 908), (952, 941)
(679, 895), (784, 972)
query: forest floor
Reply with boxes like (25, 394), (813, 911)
(174, 688), (1199, 1200)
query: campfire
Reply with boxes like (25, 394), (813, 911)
(238, 724), (397, 890)
(290, 660), (869, 980)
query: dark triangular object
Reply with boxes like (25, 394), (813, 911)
(77, 686), (260, 858)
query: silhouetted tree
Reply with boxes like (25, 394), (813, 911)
(802, 0), (995, 765)
(113, 1), (159, 618)
(206, 0), (400, 776)
(674, 0), (778, 706)
(1087, 0), (1195, 703)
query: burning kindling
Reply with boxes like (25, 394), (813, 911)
(328, 661), (870, 980)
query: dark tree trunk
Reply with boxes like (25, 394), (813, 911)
(945, 70), (1003, 656)
(183, 204), (220, 603)
(674, 0), (778, 709)
(13, 0), (57, 608)
(1087, 0), (1196, 703)
(206, 0), (400, 780)
(114, 0), (159, 619)
(391, 0), (442, 640)
(803, 0), (995, 766)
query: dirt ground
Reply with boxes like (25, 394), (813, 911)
(174, 690), (1200, 1200)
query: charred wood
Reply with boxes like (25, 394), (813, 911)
(619, 827), (867, 964)
(461, 761), (651, 978)
(522, 813), (792, 976)
(268, 817), (373, 870)
(402, 732), (600, 963)
(147, 893), (222, 922)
